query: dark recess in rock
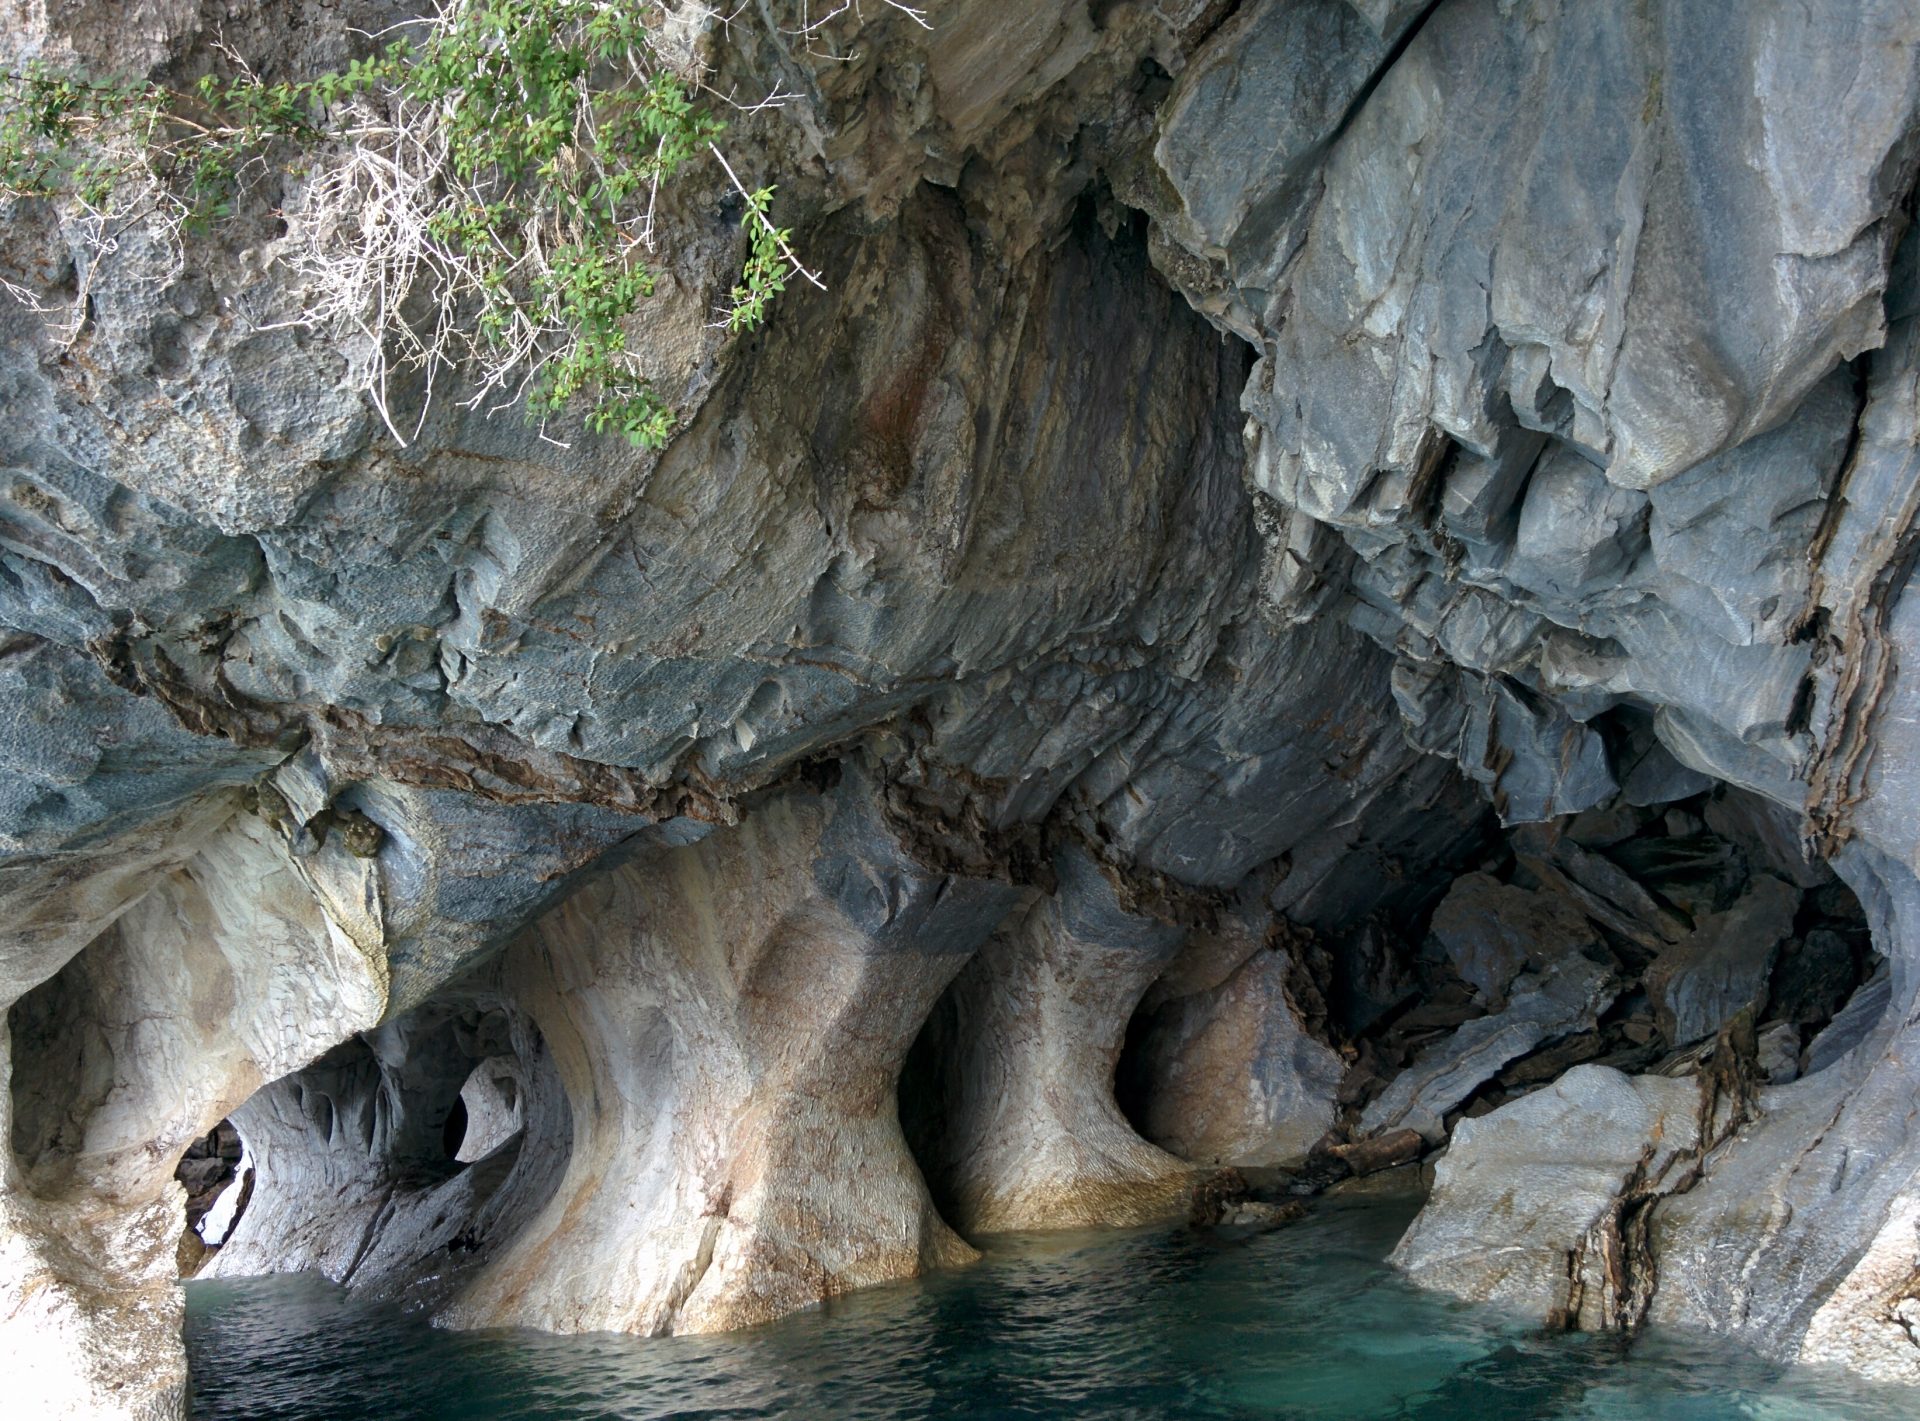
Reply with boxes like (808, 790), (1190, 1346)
(3, 0), (1920, 1410)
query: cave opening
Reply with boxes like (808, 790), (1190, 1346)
(893, 748), (1884, 1242)
(159, 987), (568, 1293)
(896, 987), (963, 1225)
(440, 1096), (469, 1163)
(175, 1119), (253, 1276)
(1109, 775), (1877, 1186)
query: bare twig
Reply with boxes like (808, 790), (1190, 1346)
(5, 0), (863, 446)
(706, 141), (824, 290)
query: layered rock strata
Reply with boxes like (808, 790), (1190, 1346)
(2, 0), (1920, 1413)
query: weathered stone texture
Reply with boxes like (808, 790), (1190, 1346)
(5, 0), (1920, 1409)
(1391, 1065), (1705, 1328)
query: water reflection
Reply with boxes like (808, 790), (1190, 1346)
(184, 1194), (1920, 1421)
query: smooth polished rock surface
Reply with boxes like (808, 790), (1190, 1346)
(441, 770), (1018, 1336)
(1391, 1065), (1704, 1328)
(1132, 945), (1344, 1171)
(3, 815), (385, 1421)
(4, 0), (1920, 1407)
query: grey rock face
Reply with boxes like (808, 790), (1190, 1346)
(1142, 0), (1920, 888)
(1224, 0), (1912, 509)
(1756, 1021), (1803, 1085)
(1644, 847), (1920, 1380)
(1429, 872), (1599, 1004)
(1646, 876), (1800, 1047)
(1806, 961), (1896, 1077)
(1391, 1065), (1705, 1328)
(1359, 955), (1617, 1144)
(5, 0), (1920, 1406)
(1151, 0), (1424, 323)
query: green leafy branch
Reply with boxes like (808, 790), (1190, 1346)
(0, 0), (830, 448)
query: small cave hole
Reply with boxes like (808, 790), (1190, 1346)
(450, 1056), (529, 1165)
(896, 990), (963, 1222)
(1113, 998), (1159, 1140)
(176, 1118), (253, 1276)
(441, 1095), (469, 1162)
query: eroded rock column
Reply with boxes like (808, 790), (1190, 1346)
(443, 767), (1023, 1335)
(3, 814), (384, 1420)
(914, 845), (1198, 1233)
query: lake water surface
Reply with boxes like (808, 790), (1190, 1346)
(184, 1190), (1920, 1420)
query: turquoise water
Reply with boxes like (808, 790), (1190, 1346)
(184, 1192), (1920, 1420)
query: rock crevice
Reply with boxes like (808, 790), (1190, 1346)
(4, 0), (1920, 1412)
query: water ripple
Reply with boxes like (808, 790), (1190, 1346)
(184, 1195), (1920, 1421)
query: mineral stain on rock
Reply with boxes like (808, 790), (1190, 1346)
(3, 1), (1920, 1417)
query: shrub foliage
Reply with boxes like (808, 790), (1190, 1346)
(0, 1), (823, 446)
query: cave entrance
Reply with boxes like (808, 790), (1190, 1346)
(1111, 779), (1877, 1180)
(160, 991), (565, 1291)
(177, 1119), (253, 1275)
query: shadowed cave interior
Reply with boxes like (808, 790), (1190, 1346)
(5, 1), (1920, 1415)
(9, 762), (1876, 1319)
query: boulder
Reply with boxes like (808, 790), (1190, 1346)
(1328, 1128), (1424, 1178)
(1520, 837), (1693, 952)
(1391, 1065), (1704, 1328)
(1429, 872), (1599, 1003)
(1769, 928), (1865, 1029)
(1646, 876), (1800, 1046)
(1756, 1020), (1802, 1085)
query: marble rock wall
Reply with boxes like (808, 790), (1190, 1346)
(3, 1), (1920, 1412)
